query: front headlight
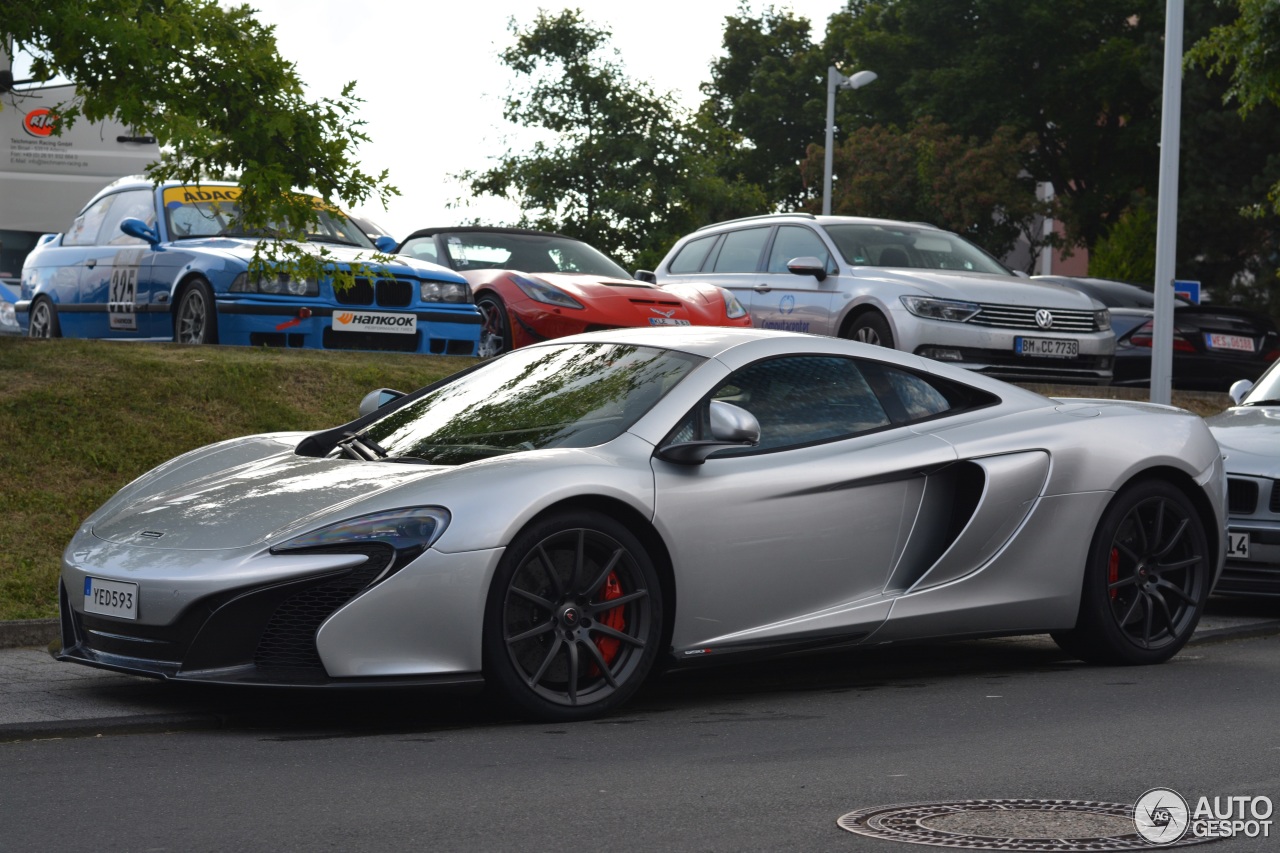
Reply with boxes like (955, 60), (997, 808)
(719, 287), (748, 319)
(230, 271), (319, 297)
(420, 279), (472, 303)
(275, 507), (450, 552)
(900, 295), (982, 323)
(513, 274), (584, 309)
(1095, 308), (1111, 331)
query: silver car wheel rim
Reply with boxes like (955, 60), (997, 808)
(502, 528), (651, 708)
(1105, 495), (1206, 650)
(29, 303), (51, 337)
(178, 291), (207, 343)
(854, 327), (880, 345)
(476, 298), (507, 358)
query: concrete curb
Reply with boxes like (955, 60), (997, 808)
(0, 712), (224, 743)
(0, 618), (57, 650)
(0, 616), (1276, 743)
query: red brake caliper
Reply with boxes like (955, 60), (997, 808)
(1108, 547), (1120, 600)
(591, 572), (626, 672)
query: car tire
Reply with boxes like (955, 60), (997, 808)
(27, 297), (61, 339)
(483, 510), (663, 721)
(174, 279), (218, 345)
(476, 292), (512, 358)
(1051, 479), (1211, 666)
(846, 312), (894, 348)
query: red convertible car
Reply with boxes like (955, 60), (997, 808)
(395, 227), (752, 357)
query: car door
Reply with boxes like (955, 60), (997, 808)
(92, 188), (161, 337)
(695, 226), (771, 317)
(651, 353), (959, 657)
(749, 224), (840, 336)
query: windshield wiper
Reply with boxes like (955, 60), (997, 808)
(337, 431), (388, 461)
(307, 235), (361, 247)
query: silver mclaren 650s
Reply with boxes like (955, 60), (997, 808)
(57, 327), (1226, 721)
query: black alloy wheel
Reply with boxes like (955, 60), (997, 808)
(174, 279), (218, 344)
(476, 292), (511, 358)
(27, 297), (61, 338)
(1053, 480), (1211, 665)
(484, 511), (662, 721)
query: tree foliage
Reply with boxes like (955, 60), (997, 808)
(2, 0), (396, 282)
(800, 119), (1050, 268)
(465, 9), (765, 271)
(699, 8), (827, 208)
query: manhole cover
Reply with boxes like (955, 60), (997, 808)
(837, 799), (1216, 850)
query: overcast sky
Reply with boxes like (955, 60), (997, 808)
(243, 1), (841, 240)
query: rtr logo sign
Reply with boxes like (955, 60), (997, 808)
(22, 107), (58, 138)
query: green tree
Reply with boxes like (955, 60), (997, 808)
(699, 7), (827, 208)
(1088, 204), (1156, 284)
(465, 9), (765, 270)
(2, 0), (396, 281)
(800, 118), (1052, 268)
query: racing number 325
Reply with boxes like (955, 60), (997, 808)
(108, 266), (138, 331)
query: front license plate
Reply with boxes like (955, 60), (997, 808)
(648, 318), (691, 326)
(1227, 531), (1250, 559)
(1205, 333), (1254, 352)
(1015, 336), (1079, 358)
(83, 577), (138, 620)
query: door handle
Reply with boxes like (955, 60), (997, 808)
(753, 283), (771, 293)
(85, 260), (96, 269)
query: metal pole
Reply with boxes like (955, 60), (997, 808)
(823, 66), (838, 216)
(1150, 0), (1184, 405)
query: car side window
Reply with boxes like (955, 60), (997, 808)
(98, 190), (156, 245)
(401, 237), (440, 265)
(63, 195), (114, 247)
(710, 227), (770, 273)
(711, 356), (892, 453)
(767, 225), (834, 273)
(668, 234), (718, 274)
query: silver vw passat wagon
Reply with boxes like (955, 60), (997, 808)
(650, 214), (1114, 385)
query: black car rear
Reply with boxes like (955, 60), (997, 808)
(1034, 276), (1279, 391)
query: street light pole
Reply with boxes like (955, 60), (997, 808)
(823, 66), (877, 216)
(1150, 0), (1184, 406)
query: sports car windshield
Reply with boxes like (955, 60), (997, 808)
(823, 223), (1010, 275)
(164, 186), (374, 248)
(357, 343), (703, 465)
(441, 231), (632, 279)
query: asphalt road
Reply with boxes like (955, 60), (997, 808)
(3, 629), (1278, 852)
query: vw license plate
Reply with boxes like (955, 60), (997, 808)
(1227, 531), (1250, 559)
(83, 577), (138, 619)
(1016, 336), (1079, 358)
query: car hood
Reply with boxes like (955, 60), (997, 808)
(174, 238), (465, 282)
(1207, 406), (1280, 476)
(91, 450), (450, 551)
(526, 272), (691, 300)
(863, 269), (1102, 309)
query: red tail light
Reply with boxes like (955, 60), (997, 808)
(1127, 321), (1196, 352)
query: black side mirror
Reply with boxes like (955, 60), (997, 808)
(358, 387), (405, 417)
(634, 269), (657, 283)
(786, 256), (826, 282)
(657, 401), (761, 465)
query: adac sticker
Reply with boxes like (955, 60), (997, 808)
(23, 108), (57, 138)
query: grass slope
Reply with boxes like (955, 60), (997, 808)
(0, 338), (1232, 621)
(0, 337), (474, 620)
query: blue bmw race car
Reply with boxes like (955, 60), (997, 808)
(18, 178), (481, 355)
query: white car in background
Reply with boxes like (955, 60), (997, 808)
(648, 214), (1115, 385)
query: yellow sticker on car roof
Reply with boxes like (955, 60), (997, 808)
(162, 186), (243, 205)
